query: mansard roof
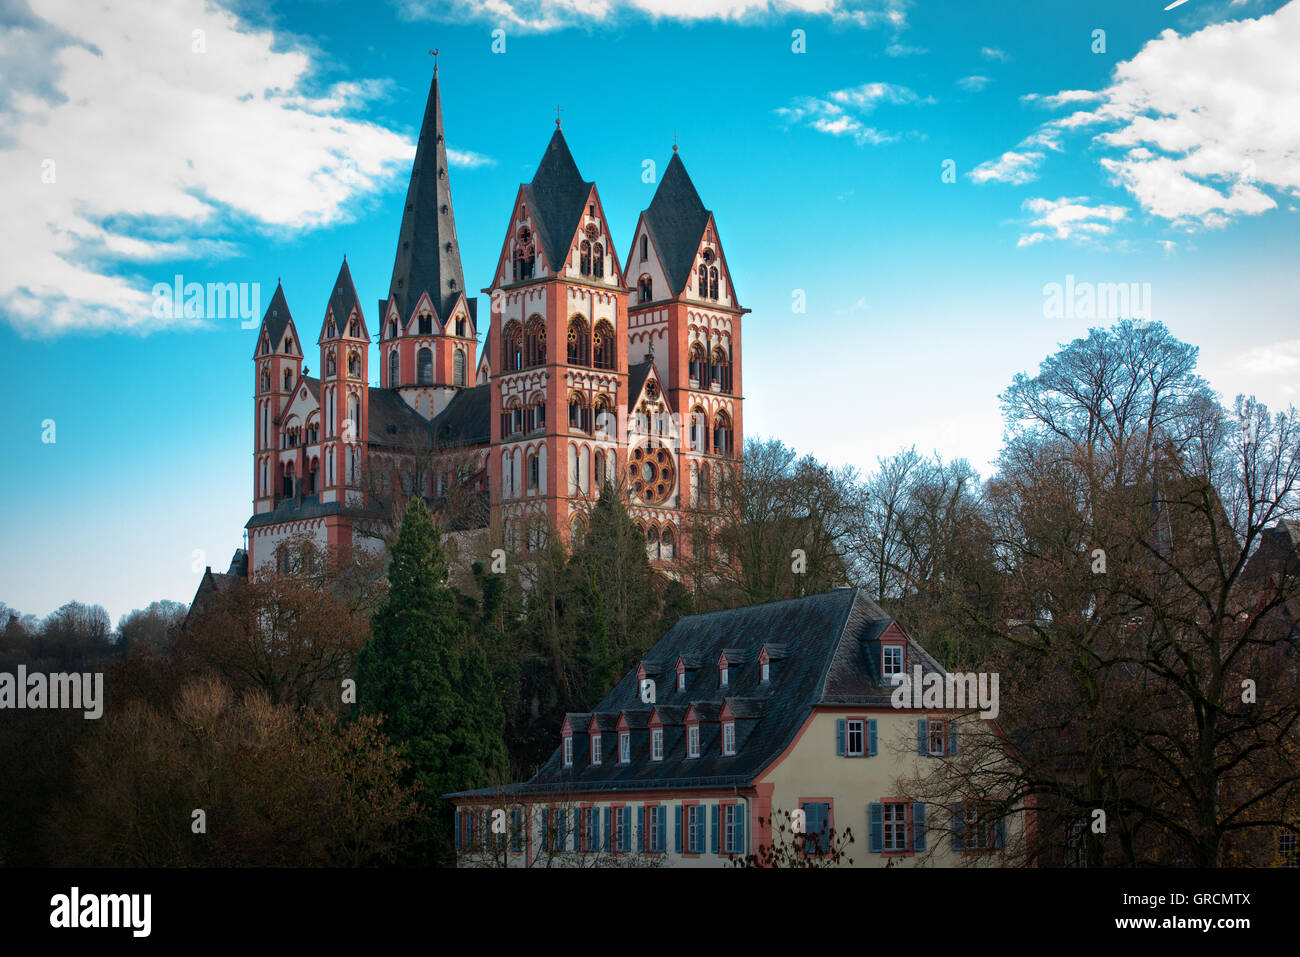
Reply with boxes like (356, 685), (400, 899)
(522, 127), (593, 274)
(384, 71), (469, 322)
(448, 587), (949, 798)
(644, 152), (710, 297)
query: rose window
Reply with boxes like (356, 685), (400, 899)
(629, 442), (675, 505)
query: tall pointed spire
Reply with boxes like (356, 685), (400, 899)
(385, 68), (467, 323)
(523, 127), (592, 274)
(645, 152), (710, 296)
(320, 257), (363, 343)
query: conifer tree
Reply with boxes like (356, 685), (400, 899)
(356, 497), (508, 864)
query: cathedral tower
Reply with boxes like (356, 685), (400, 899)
(378, 66), (477, 421)
(318, 257), (368, 508)
(252, 282), (303, 514)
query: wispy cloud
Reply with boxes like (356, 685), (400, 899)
(885, 41), (927, 56)
(0, 0), (432, 337)
(980, 45), (1009, 61)
(958, 74), (990, 92)
(1017, 196), (1128, 246)
(971, 150), (1042, 184)
(394, 0), (913, 32)
(448, 148), (496, 169)
(777, 81), (931, 145)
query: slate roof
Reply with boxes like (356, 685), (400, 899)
(367, 387), (433, 450)
(245, 495), (345, 530)
(322, 259), (361, 340)
(384, 72), (468, 322)
(447, 586), (950, 799)
(644, 153), (709, 297)
(254, 282), (294, 358)
(627, 361), (652, 407)
(430, 383), (490, 447)
(522, 128), (593, 275)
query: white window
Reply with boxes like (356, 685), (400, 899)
(761, 661), (769, 681)
(847, 718), (864, 756)
(648, 806), (662, 850)
(677, 670), (686, 692)
(724, 805), (742, 854)
(687, 725), (700, 758)
(651, 728), (663, 761)
(720, 665), (728, 687)
(591, 735), (602, 765)
(619, 732), (630, 763)
(928, 718), (947, 757)
(723, 721), (736, 755)
(563, 735), (573, 767)
(883, 644), (903, 677)
(883, 803), (908, 852)
(686, 805), (704, 853)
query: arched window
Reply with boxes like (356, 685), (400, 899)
(260, 459), (267, 496)
(453, 349), (466, 387)
(570, 512), (587, 543)
(389, 350), (399, 387)
(593, 394), (615, 439)
(698, 264), (708, 296)
(500, 398), (522, 438)
(502, 320), (522, 372)
(711, 347), (731, 392)
(638, 276), (652, 303)
(347, 393), (360, 440)
(713, 409), (733, 456)
(348, 350), (361, 377)
(594, 450), (606, 488)
(592, 243), (604, 279)
(513, 228), (535, 280)
(386, 320), (396, 339)
(524, 315), (546, 368)
(283, 368), (292, 391)
(524, 395), (546, 433)
(282, 461), (295, 498)
(350, 446), (360, 484)
(261, 369), (270, 392)
(568, 392), (591, 434)
(456, 317), (466, 338)
(349, 318), (360, 338)
(567, 315), (591, 366)
(661, 525), (675, 560)
(276, 545), (289, 574)
(640, 234), (648, 261)
(418, 314), (433, 336)
(709, 266), (719, 300)
(690, 405), (708, 452)
(305, 416), (319, 444)
(688, 343), (705, 385)
(325, 351), (336, 377)
(593, 320), (615, 370)
(527, 452), (539, 490)
(580, 240), (592, 276)
(417, 347), (433, 385)
(646, 526), (660, 560)
(308, 458), (319, 494)
(700, 462), (711, 506)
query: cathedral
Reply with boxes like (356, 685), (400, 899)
(243, 66), (746, 578)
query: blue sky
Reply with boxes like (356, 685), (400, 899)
(2, 0), (1297, 623)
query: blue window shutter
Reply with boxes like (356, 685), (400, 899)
(913, 802), (927, 852)
(604, 806), (611, 851)
(869, 802), (883, 853)
(949, 721), (958, 755)
(511, 808), (523, 852)
(917, 717), (928, 755)
(658, 807), (667, 852)
(836, 718), (846, 756)
(622, 807), (631, 852)
(454, 810), (462, 851)
(738, 807), (747, 854)
(711, 805), (720, 854)
(635, 805), (643, 853)
(995, 815), (1006, 850)
(540, 808), (549, 849)
(952, 803), (965, 851)
(572, 808), (580, 851)
(868, 719), (878, 756)
(675, 805), (683, 853)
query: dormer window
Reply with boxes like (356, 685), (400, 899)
(723, 721), (736, 756)
(651, 728), (663, 761)
(563, 735), (573, 767)
(883, 644), (904, 678)
(687, 725), (700, 758)
(719, 662), (729, 687)
(619, 732), (630, 764)
(591, 735), (602, 766)
(761, 661), (769, 681)
(677, 670), (686, 692)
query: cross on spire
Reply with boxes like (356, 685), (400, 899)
(555, 104), (563, 128)
(673, 131), (678, 153)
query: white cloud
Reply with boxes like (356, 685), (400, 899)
(885, 41), (927, 56)
(395, 0), (911, 31)
(980, 46), (1009, 61)
(971, 150), (1043, 184)
(958, 75), (990, 92)
(1017, 196), (1128, 245)
(778, 81), (928, 145)
(1229, 339), (1300, 376)
(448, 148), (496, 169)
(1014, 3), (1300, 231)
(1021, 89), (1104, 107)
(0, 0), (440, 337)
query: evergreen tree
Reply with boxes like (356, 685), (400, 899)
(356, 498), (508, 864)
